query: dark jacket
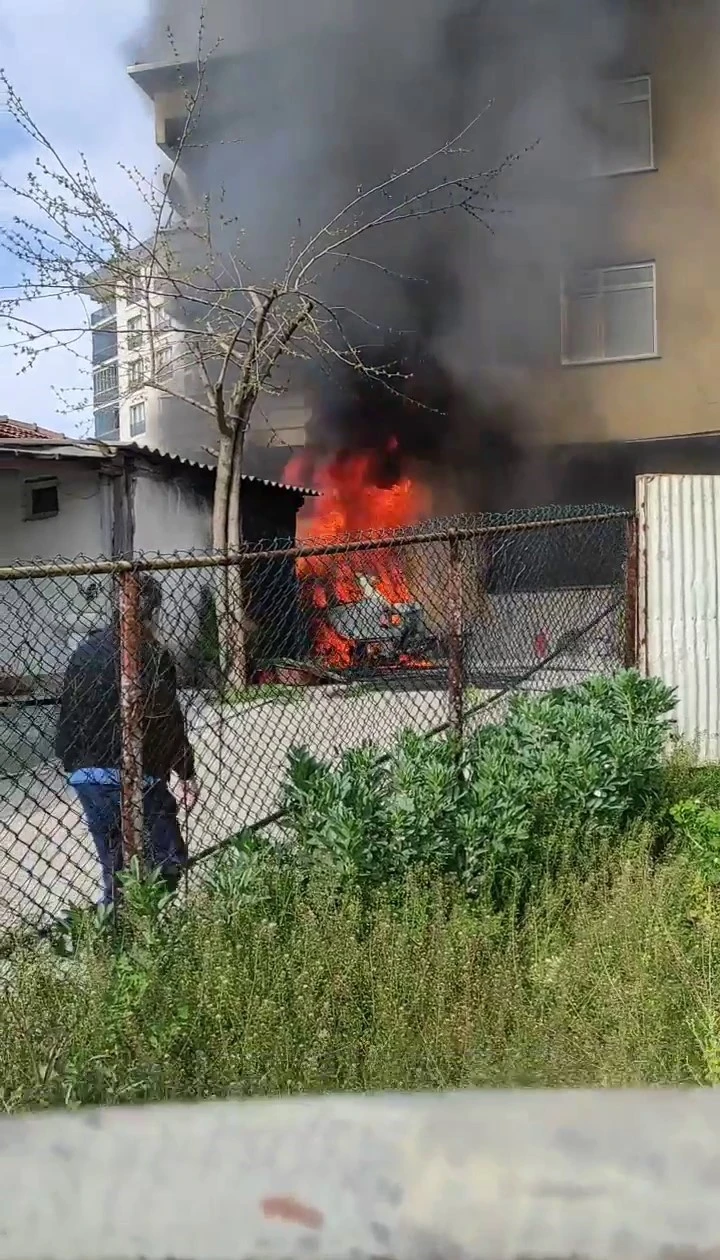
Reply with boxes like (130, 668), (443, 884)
(55, 626), (195, 781)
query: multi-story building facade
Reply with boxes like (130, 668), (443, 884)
(88, 227), (307, 475)
(90, 299), (120, 442)
(530, 2), (720, 503)
(85, 51), (310, 474)
(88, 267), (218, 461)
(118, 4), (720, 502)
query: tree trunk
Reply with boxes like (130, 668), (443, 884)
(212, 420), (249, 690)
(212, 431), (233, 554)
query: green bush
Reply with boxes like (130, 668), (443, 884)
(283, 671), (675, 905)
(671, 798), (720, 885)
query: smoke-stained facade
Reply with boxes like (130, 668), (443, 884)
(129, 0), (720, 508)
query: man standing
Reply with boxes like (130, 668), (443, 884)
(56, 575), (199, 906)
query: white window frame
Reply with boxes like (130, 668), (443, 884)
(23, 476), (59, 522)
(94, 405), (119, 439)
(93, 362), (118, 398)
(127, 358), (144, 389)
(129, 400), (147, 437)
(152, 305), (172, 331)
(155, 344), (172, 376)
(599, 75), (654, 177)
(561, 261), (658, 367)
(126, 315), (143, 352)
(125, 271), (145, 302)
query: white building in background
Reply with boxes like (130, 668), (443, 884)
(90, 53), (313, 478)
(88, 243), (310, 474)
(88, 267), (217, 464)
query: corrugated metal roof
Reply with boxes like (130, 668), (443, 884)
(0, 436), (319, 496)
(241, 473), (319, 496)
(122, 441), (216, 472)
(124, 443), (318, 494)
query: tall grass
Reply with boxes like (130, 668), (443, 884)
(0, 673), (715, 1112)
(0, 834), (719, 1112)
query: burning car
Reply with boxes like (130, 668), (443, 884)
(313, 571), (438, 669)
(284, 442), (627, 688)
(299, 561), (441, 672)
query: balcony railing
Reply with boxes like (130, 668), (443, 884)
(94, 405), (119, 440)
(93, 364), (119, 404)
(92, 328), (118, 366)
(90, 303), (117, 327)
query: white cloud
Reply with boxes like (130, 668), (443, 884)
(0, 0), (158, 434)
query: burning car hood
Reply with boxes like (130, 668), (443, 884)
(326, 599), (424, 645)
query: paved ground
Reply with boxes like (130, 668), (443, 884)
(0, 684), (465, 932)
(0, 665), (601, 933)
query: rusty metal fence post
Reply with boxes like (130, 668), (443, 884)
(118, 570), (144, 873)
(447, 533), (464, 741)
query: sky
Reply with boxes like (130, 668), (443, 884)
(0, 0), (158, 435)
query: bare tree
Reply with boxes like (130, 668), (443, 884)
(0, 48), (513, 683)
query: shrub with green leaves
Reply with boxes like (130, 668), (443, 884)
(282, 671), (675, 905)
(671, 799), (720, 885)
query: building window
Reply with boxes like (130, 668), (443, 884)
(126, 314), (143, 351)
(92, 325), (117, 366)
(595, 75), (654, 176)
(93, 362), (118, 402)
(155, 344), (172, 376)
(125, 271), (145, 302)
(95, 405), (119, 439)
(129, 400), (147, 437)
(90, 302), (116, 328)
(23, 477), (59, 522)
(152, 305), (172, 331)
(128, 358), (144, 389)
(561, 262), (657, 366)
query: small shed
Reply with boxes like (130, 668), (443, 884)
(0, 430), (316, 686)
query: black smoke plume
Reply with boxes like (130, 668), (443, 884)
(134, 0), (643, 505)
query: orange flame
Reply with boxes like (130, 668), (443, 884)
(285, 444), (431, 669)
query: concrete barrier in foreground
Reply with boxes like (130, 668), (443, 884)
(0, 1089), (717, 1260)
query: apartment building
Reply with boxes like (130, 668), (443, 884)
(88, 262), (218, 462)
(120, 4), (720, 500)
(85, 47), (310, 472)
(523, 2), (720, 502)
(89, 239), (307, 475)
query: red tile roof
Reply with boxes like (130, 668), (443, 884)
(0, 416), (67, 441)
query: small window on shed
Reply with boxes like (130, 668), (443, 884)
(24, 476), (59, 521)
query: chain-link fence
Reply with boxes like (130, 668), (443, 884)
(0, 507), (634, 934)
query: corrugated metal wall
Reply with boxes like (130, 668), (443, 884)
(637, 474), (720, 761)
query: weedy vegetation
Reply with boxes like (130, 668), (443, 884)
(2, 670), (720, 1111)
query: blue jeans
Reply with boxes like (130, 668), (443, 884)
(73, 781), (188, 905)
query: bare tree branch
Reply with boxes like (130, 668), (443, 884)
(0, 29), (513, 592)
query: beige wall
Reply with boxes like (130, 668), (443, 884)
(234, 6), (720, 452)
(147, 5), (720, 455)
(536, 2), (720, 445)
